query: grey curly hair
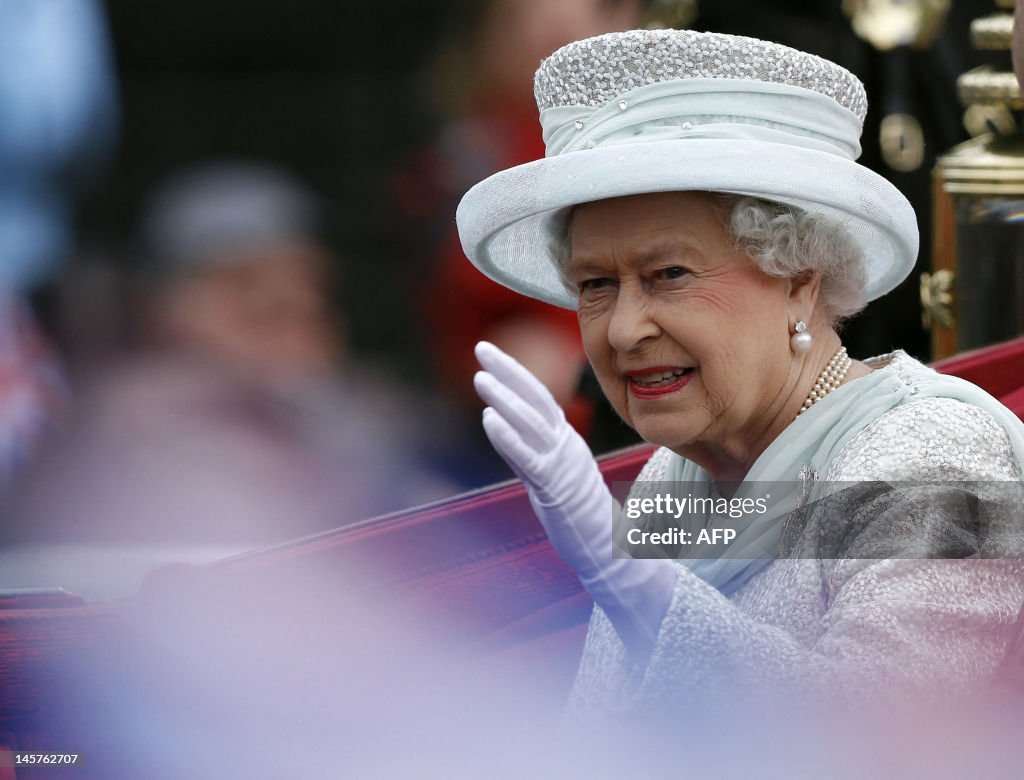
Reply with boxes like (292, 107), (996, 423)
(554, 194), (868, 324)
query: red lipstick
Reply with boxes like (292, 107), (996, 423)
(627, 367), (694, 399)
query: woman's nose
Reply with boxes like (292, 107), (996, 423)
(607, 286), (659, 352)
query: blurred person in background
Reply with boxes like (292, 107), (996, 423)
(0, 0), (118, 486)
(140, 163), (341, 390)
(395, 0), (642, 488)
(5, 162), (452, 578)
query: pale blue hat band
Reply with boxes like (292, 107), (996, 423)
(542, 79), (863, 161)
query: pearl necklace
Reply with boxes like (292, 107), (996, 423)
(797, 346), (851, 417)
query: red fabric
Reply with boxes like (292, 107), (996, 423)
(931, 336), (1024, 403)
(423, 227), (583, 407)
(413, 99), (585, 424)
(999, 384), (1024, 419)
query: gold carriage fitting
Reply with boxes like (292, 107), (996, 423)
(929, 0), (1024, 359)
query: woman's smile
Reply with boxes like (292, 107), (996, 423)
(627, 366), (695, 399)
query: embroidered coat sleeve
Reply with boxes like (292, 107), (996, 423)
(567, 398), (1024, 719)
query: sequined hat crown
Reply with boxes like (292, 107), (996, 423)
(456, 29), (918, 309)
(534, 29), (867, 119)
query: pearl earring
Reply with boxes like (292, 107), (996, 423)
(790, 320), (813, 353)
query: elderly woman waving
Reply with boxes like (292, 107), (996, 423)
(458, 29), (1024, 715)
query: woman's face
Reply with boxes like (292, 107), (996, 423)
(568, 191), (799, 460)
(156, 241), (340, 383)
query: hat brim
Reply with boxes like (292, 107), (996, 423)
(456, 138), (919, 310)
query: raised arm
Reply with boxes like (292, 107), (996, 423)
(473, 341), (677, 657)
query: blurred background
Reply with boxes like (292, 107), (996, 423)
(3, 7), (1023, 775)
(0, 0), (1015, 577)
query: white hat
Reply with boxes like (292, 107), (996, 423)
(456, 29), (919, 309)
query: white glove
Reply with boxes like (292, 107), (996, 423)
(473, 341), (677, 657)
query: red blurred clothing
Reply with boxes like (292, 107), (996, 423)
(406, 98), (587, 428)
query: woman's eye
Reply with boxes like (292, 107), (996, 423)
(579, 277), (613, 293)
(659, 266), (689, 280)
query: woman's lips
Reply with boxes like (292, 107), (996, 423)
(628, 368), (694, 399)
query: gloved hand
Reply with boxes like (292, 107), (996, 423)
(473, 341), (677, 657)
